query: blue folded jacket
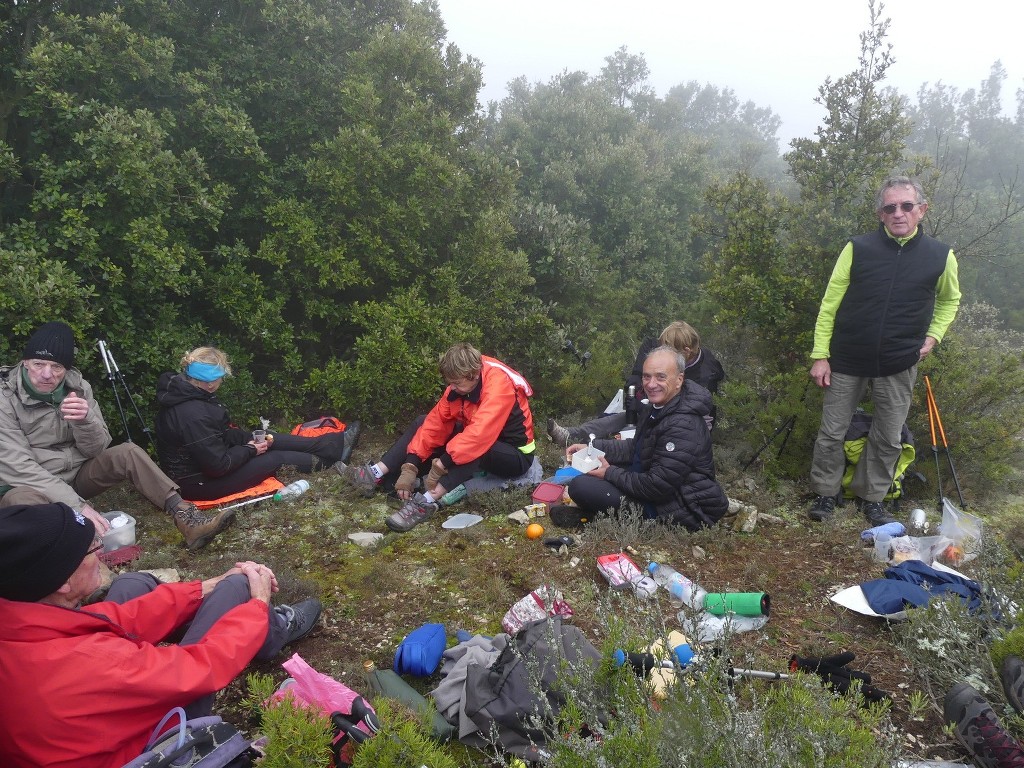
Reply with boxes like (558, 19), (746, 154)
(860, 560), (983, 616)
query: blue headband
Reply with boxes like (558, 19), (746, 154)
(186, 362), (226, 382)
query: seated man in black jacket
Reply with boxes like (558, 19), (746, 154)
(548, 320), (725, 445)
(555, 346), (728, 531)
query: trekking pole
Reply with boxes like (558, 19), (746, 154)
(730, 667), (791, 681)
(924, 376), (944, 512)
(99, 340), (156, 449)
(742, 415), (795, 471)
(97, 341), (133, 442)
(924, 376), (966, 508)
(742, 380), (810, 471)
(219, 493), (277, 511)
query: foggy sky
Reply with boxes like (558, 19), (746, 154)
(433, 0), (1023, 146)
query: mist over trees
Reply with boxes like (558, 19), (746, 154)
(2, 0), (1023, 488)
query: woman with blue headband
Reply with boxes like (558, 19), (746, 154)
(154, 347), (347, 500)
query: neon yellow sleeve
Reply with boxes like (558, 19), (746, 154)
(926, 250), (961, 342)
(810, 243), (853, 360)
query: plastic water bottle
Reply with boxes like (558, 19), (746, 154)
(274, 479), (310, 501)
(647, 562), (707, 609)
(440, 484), (468, 505)
(679, 611), (769, 643)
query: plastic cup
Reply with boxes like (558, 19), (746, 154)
(252, 430), (267, 444)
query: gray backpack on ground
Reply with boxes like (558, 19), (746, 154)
(455, 617), (602, 761)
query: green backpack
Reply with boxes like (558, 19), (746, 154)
(842, 411), (916, 502)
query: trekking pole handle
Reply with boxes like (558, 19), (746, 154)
(104, 344), (122, 374)
(97, 340), (114, 376)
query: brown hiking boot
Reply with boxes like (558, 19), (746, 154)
(173, 503), (235, 551)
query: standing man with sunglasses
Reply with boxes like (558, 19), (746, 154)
(806, 176), (961, 525)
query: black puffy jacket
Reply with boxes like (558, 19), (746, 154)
(598, 380), (727, 530)
(154, 372), (252, 482)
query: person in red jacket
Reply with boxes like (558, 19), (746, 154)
(0, 502), (321, 768)
(340, 342), (536, 532)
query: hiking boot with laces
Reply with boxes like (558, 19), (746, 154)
(338, 462), (379, 496)
(807, 494), (837, 522)
(944, 682), (1024, 767)
(339, 420), (361, 464)
(860, 499), (897, 526)
(173, 503), (235, 551)
(386, 493), (438, 532)
(1002, 655), (1024, 715)
(547, 418), (573, 447)
(274, 598), (322, 646)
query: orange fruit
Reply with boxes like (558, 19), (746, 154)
(526, 523), (544, 539)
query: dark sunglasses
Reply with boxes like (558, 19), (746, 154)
(881, 201), (920, 215)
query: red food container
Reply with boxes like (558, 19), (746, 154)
(532, 481), (566, 512)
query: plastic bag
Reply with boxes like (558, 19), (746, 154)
(271, 653), (375, 736)
(939, 499), (983, 564)
(502, 585), (574, 634)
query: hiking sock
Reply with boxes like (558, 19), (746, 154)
(163, 492), (185, 515)
(369, 463), (386, 480)
(421, 491), (437, 504)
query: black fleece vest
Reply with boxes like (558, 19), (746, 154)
(830, 226), (951, 378)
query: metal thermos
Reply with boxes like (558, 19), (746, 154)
(625, 385), (637, 425)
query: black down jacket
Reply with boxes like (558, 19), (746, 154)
(155, 372), (252, 482)
(598, 380), (728, 530)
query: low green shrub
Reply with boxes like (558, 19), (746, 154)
(244, 673), (333, 768)
(895, 537), (1024, 705)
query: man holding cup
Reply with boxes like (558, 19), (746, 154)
(0, 322), (234, 550)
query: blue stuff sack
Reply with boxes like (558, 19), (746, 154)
(393, 622), (447, 677)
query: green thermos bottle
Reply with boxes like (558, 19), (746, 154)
(703, 592), (770, 617)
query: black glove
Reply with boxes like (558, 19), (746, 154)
(789, 652), (890, 704)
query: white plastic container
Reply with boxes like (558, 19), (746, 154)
(571, 445), (606, 472)
(101, 511), (137, 552)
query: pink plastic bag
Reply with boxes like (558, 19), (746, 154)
(271, 653), (375, 738)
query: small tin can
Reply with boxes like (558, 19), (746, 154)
(909, 508), (928, 533)
(524, 503), (547, 518)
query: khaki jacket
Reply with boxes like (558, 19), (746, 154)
(0, 362), (111, 507)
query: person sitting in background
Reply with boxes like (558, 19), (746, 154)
(340, 342), (536, 532)
(553, 346), (728, 531)
(0, 502), (321, 768)
(156, 346), (354, 501)
(0, 322), (233, 550)
(548, 321), (725, 445)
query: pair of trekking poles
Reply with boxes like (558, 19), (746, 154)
(97, 340), (155, 450)
(923, 374), (966, 510)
